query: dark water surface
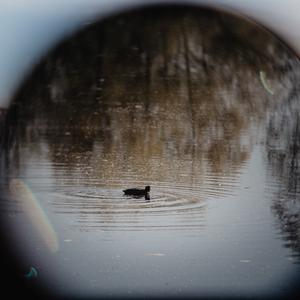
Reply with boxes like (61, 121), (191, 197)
(0, 6), (300, 299)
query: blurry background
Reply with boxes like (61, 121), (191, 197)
(1, 0), (300, 108)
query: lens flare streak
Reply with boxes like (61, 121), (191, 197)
(9, 178), (59, 253)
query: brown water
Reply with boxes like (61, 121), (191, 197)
(0, 6), (300, 299)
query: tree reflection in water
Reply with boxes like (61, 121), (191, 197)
(267, 83), (300, 257)
(4, 9), (287, 176)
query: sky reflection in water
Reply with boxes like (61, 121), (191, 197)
(0, 6), (300, 298)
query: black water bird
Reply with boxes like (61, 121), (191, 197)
(123, 186), (150, 200)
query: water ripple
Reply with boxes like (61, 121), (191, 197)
(49, 179), (236, 231)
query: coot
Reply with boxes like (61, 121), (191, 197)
(123, 186), (150, 198)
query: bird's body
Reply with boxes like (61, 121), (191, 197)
(123, 186), (150, 198)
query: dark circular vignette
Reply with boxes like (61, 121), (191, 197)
(0, 3), (300, 300)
